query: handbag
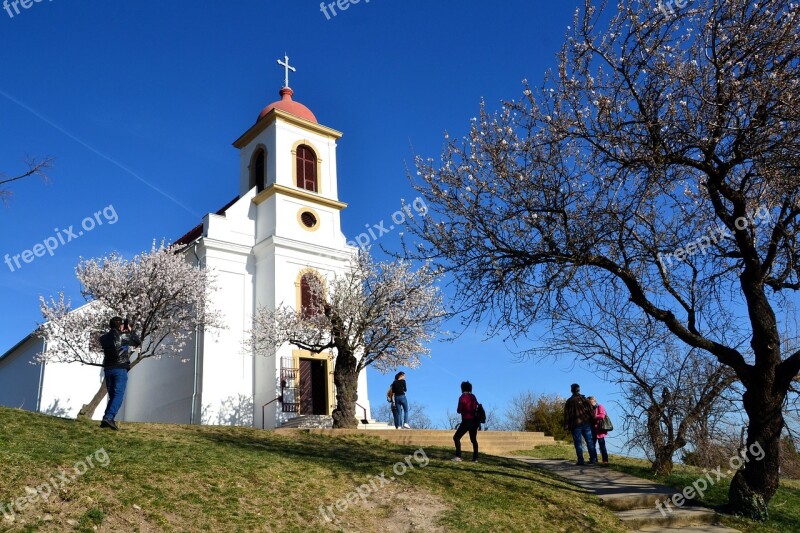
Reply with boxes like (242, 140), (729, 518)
(601, 414), (614, 432)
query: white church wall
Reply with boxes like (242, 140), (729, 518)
(122, 347), (195, 424)
(200, 250), (254, 426)
(238, 122), (277, 196)
(40, 360), (107, 420)
(252, 246), (278, 428)
(0, 336), (44, 413)
(274, 196), (345, 247)
(273, 120), (339, 197)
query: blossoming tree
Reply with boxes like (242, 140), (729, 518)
(405, 0), (800, 518)
(37, 242), (220, 418)
(250, 252), (445, 428)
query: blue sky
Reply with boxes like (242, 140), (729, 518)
(0, 0), (620, 439)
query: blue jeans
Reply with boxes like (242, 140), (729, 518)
(103, 368), (128, 421)
(572, 424), (598, 464)
(393, 394), (408, 427)
(593, 435), (609, 462)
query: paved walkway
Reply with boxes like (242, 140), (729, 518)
(509, 458), (740, 532)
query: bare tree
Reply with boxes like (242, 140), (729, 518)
(1, 156), (53, 204)
(374, 401), (435, 429)
(406, 0), (800, 517)
(547, 290), (739, 475)
(444, 409), (461, 430)
(251, 252), (446, 428)
(501, 391), (569, 440)
(500, 392), (537, 432)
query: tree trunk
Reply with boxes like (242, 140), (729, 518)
(651, 446), (675, 476)
(77, 379), (107, 420)
(727, 383), (784, 521)
(331, 349), (359, 429)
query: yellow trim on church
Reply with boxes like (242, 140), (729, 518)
(296, 207), (321, 232)
(233, 109), (343, 149)
(253, 183), (347, 210)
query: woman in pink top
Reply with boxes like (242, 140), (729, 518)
(589, 396), (609, 464)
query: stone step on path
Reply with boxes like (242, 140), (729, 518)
(510, 458), (740, 533)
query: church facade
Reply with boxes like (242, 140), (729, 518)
(0, 67), (372, 428)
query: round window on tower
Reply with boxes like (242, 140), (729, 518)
(297, 208), (320, 232)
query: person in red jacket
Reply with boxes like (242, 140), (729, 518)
(452, 381), (480, 462)
(589, 396), (609, 464)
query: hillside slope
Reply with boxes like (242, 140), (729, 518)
(0, 407), (625, 532)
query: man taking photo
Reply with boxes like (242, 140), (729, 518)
(99, 316), (141, 430)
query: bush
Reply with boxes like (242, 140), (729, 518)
(523, 393), (570, 441)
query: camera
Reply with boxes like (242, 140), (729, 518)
(123, 318), (129, 329)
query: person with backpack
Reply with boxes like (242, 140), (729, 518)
(563, 383), (598, 466)
(452, 381), (480, 462)
(589, 396), (610, 464)
(390, 371), (410, 429)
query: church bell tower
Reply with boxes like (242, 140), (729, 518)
(231, 56), (368, 428)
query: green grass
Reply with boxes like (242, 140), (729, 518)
(0, 407), (625, 532)
(518, 441), (800, 533)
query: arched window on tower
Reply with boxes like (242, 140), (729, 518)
(296, 145), (317, 192)
(250, 148), (266, 193)
(300, 273), (323, 318)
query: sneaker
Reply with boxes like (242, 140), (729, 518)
(451, 457), (463, 462)
(588, 460), (598, 465)
(403, 423), (411, 429)
(100, 419), (118, 430)
(471, 459), (479, 463)
(575, 461), (585, 466)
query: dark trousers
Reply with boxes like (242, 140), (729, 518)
(593, 435), (609, 462)
(453, 419), (479, 460)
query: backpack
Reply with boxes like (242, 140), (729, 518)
(475, 402), (487, 424)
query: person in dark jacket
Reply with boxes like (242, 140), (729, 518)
(99, 316), (141, 430)
(563, 383), (598, 465)
(452, 381), (479, 462)
(390, 371), (410, 429)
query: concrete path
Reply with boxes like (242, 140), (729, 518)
(509, 458), (740, 532)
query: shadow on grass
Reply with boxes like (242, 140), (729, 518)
(190, 426), (591, 497)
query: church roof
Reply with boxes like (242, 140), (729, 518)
(174, 196), (240, 246)
(257, 87), (317, 124)
(0, 333), (34, 364)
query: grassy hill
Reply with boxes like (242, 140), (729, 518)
(0, 407), (624, 532)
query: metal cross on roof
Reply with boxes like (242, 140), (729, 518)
(277, 54), (296, 88)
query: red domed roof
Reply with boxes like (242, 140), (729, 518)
(257, 87), (317, 123)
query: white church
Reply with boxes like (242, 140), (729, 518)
(0, 58), (372, 429)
